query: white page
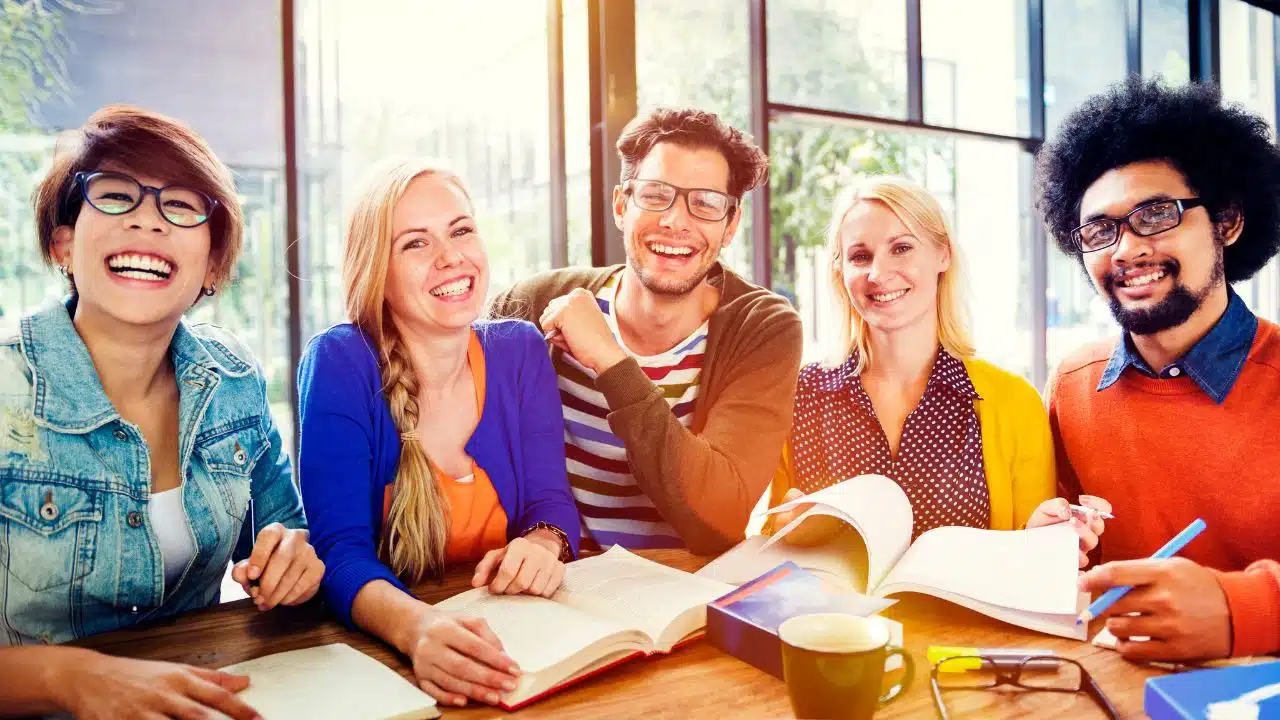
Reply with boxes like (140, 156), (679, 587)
(435, 587), (628, 672)
(875, 523), (1080, 615)
(557, 546), (735, 644)
(219, 644), (438, 720)
(763, 474), (914, 589)
(695, 534), (869, 591)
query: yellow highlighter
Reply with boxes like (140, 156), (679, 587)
(929, 646), (1061, 671)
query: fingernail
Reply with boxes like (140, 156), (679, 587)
(487, 693), (500, 704)
(503, 680), (516, 691)
(509, 664), (522, 675)
(248, 565), (261, 580)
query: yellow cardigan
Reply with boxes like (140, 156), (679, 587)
(769, 357), (1055, 531)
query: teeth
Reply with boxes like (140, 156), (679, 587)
(430, 278), (472, 297)
(648, 243), (694, 257)
(115, 269), (165, 282)
(1120, 270), (1167, 287)
(107, 253), (173, 277)
(872, 289), (908, 303)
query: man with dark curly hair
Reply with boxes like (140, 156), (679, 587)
(489, 108), (802, 555)
(1036, 77), (1280, 662)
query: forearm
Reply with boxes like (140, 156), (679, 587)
(351, 579), (432, 656)
(0, 645), (86, 716)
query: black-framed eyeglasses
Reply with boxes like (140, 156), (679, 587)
(1070, 198), (1206, 253)
(930, 655), (1121, 719)
(71, 171), (219, 228)
(623, 179), (738, 222)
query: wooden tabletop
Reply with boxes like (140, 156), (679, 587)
(75, 549), (1168, 719)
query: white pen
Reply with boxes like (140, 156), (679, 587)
(1070, 504), (1115, 521)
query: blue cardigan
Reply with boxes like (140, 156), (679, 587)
(297, 320), (581, 626)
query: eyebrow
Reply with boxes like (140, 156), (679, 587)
(1081, 193), (1178, 224)
(393, 215), (472, 242)
(845, 232), (915, 249)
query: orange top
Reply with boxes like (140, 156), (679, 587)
(384, 330), (509, 564)
(1049, 319), (1280, 657)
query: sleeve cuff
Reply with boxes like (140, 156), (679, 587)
(323, 560), (409, 629)
(1215, 564), (1280, 657)
(594, 357), (656, 409)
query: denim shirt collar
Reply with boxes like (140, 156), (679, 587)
(1097, 288), (1258, 404)
(19, 298), (254, 432)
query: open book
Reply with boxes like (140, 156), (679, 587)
(219, 643), (438, 720)
(754, 475), (1087, 640)
(435, 545), (734, 710)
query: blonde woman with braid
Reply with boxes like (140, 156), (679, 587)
(297, 159), (579, 708)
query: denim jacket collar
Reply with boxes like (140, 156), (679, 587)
(1097, 288), (1257, 404)
(19, 298), (254, 433)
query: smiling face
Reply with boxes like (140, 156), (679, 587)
(1078, 160), (1238, 335)
(51, 164), (217, 328)
(612, 142), (741, 296)
(839, 199), (950, 337)
(382, 174), (488, 335)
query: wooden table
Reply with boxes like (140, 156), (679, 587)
(75, 549), (1166, 719)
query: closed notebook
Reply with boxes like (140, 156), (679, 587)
(706, 562), (901, 679)
(218, 643), (439, 720)
(1145, 660), (1280, 719)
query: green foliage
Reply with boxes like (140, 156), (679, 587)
(0, 0), (71, 134)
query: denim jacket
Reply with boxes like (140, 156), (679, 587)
(0, 299), (305, 646)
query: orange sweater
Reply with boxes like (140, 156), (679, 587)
(1048, 320), (1280, 657)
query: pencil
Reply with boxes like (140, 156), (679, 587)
(1077, 518), (1206, 624)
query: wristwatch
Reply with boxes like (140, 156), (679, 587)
(523, 521), (573, 562)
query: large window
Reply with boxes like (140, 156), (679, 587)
(296, 1), (554, 341)
(0, 0), (292, 445)
(1143, 0), (1191, 84)
(922, 0), (1031, 137)
(767, 0), (907, 120)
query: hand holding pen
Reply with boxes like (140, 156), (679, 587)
(1026, 495), (1113, 568)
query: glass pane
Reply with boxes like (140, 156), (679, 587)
(1142, 0), (1190, 84)
(564, 0), (593, 267)
(1220, 0), (1279, 320)
(767, 0), (907, 120)
(769, 117), (1033, 379)
(0, 1), (292, 447)
(296, 0), (553, 339)
(636, 0), (753, 279)
(922, 0), (1031, 137)
(1044, 0), (1128, 136)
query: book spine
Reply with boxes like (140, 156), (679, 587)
(706, 603), (785, 680)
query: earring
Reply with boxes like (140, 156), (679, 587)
(201, 286), (217, 297)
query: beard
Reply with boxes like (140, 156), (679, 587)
(1104, 247), (1226, 336)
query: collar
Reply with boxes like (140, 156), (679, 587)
(19, 298), (250, 432)
(1097, 288), (1257, 404)
(842, 346), (981, 401)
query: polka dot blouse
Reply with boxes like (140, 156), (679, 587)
(790, 348), (990, 539)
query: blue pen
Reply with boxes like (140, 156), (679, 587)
(1077, 518), (1206, 624)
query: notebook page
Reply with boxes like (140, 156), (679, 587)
(435, 588), (629, 672)
(557, 546), (735, 644)
(219, 643), (439, 720)
(876, 523), (1080, 615)
(763, 474), (913, 588)
(695, 534), (875, 594)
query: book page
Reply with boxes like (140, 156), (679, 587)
(876, 523), (1081, 615)
(762, 474), (913, 588)
(219, 643), (438, 720)
(435, 587), (631, 673)
(696, 534), (876, 597)
(556, 546), (735, 647)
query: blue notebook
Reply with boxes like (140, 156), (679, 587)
(1145, 661), (1280, 719)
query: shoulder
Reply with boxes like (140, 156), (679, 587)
(0, 325), (32, 400)
(717, 266), (801, 330)
(299, 323), (382, 380)
(1046, 338), (1116, 394)
(490, 266), (621, 319)
(473, 320), (551, 376)
(184, 321), (262, 378)
(1247, 318), (1280, 376)
(964, 358), (1045, 414)
(796, 360), (848, 392)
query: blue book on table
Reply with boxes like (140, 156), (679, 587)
(1146, 660), (1280, 719)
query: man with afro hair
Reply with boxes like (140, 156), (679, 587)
(1037, 76), (1280, 662)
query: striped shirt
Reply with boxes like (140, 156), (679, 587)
(555, 271), (708, 549)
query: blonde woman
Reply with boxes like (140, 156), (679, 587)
(297, 160), (579, 708)
(769, 177), (1109, 567)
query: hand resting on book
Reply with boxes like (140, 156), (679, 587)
(472, 532), (567, 598)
